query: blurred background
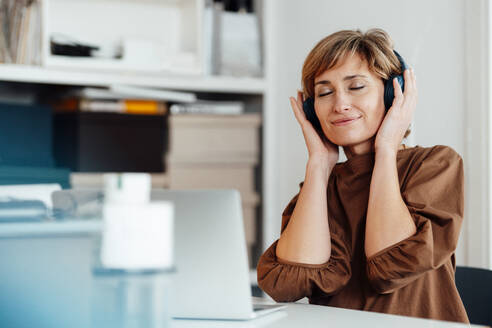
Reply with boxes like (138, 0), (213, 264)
(0, 0), (490, 315)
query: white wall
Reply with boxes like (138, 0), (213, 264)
(264, 0), (472, 265)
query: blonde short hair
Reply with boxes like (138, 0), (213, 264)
(301, 28), (410, 138)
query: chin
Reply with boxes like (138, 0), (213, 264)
(326, 134), (374, 148)
(326, 135), (361, 146)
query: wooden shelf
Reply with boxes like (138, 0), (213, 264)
(0, 64), (267, 95)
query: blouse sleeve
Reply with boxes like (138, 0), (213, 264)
(366, 145), (464, 294)
(257, 182), (352, 302)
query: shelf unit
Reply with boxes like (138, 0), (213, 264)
(0, 64), (266, 94)
(42, 0), (204, 75)
(0, 0), (274, 277)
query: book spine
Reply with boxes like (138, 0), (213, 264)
(124, 100), (167, 115)
(54, 99), (167, 115)
(80, 100), (125, 113)
(170, 103), (243, 115)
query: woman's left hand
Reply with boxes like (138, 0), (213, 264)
(375, 68), (417, 154)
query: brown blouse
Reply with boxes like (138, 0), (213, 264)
(257, 145), (469, 323)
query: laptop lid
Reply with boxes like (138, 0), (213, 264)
(151, 189), (254, 320)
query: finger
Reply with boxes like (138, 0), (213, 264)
(290, 97), (304, 124)
(402, 68), (414, 95)
(291, 96), (311, 128)
(296, 90), (304, 111)
(401, 69), (417, 118)
(405, 68), (417, 106)
(392, 77), (404, 108)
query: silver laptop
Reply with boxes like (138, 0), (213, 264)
(151, 189), (285, 320)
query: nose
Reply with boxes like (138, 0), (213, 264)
(333, 91), (350, 113)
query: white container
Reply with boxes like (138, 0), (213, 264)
(94, 173), (174, 328)
(100, 173), (174, 270)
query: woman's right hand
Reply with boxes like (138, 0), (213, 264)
(290, 91), (339, 169)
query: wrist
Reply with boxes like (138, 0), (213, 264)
(375, 146), (398, 161)
(306, 158), (334, 182)
(307, 156), (335, 170)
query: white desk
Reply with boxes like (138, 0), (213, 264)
(172, 299), (485, 328)
(1, 221), (484, 328)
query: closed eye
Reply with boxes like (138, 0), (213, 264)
(350, 86), (365, 91)
(318, 91), (333, 97)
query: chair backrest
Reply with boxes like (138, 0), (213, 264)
(455, 266), (492, 326)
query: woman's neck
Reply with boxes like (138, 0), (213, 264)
(342, 139), (375, 160)
(343, 140), (405, 160)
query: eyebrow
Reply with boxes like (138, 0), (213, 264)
(314, 74), (368, 86)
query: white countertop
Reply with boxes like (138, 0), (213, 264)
(172, 299), (484, 328)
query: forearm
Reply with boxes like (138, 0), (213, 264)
(365, 149), (416, 258)
(276, 159), (333, 264)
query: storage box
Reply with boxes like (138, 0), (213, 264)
(168, 163), (255, 194)
(54, 112), (167, 172)
(167, 113), (261, 163)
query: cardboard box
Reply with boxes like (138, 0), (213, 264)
(168, 163), (255, 194)
(168, 113), (261, 164)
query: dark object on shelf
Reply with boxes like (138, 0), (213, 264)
(50, 39), (99, 57)
(219, 0), (253, 12)
(455, 266), (492, 326)
(0, 102), (54, 167)
(54, 112), (167, 173)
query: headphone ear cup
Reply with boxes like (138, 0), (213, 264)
(384, 50), (408, 111)
(302, 97), (322, 130)
(384, 74), (405, 111)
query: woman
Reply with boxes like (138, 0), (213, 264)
(257, 28), (468, 323)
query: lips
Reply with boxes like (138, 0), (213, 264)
(332, 116), (361, 126)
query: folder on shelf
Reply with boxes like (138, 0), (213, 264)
(0, 102), (55, 167)
(53, 99), (168, 115)
(0, 166), (70, 189)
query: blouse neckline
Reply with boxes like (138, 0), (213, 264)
(333, 145), (419, 176)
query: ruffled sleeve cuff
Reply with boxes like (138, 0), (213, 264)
(366, 213), (448, 294)
(257, 240), (351, 302)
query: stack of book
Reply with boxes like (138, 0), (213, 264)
(53, 98), (169, 116)
(53, 85), (197, 115)
(166, 113), (261, 266)
(0, 0), (42, 65)
(169, 100), (245, 115)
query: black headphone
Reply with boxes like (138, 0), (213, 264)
(302, 50), (408, 130)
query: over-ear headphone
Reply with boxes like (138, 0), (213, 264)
(302, 50), (408, 130)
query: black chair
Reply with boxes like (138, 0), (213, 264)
(455, 266), (492, 326)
